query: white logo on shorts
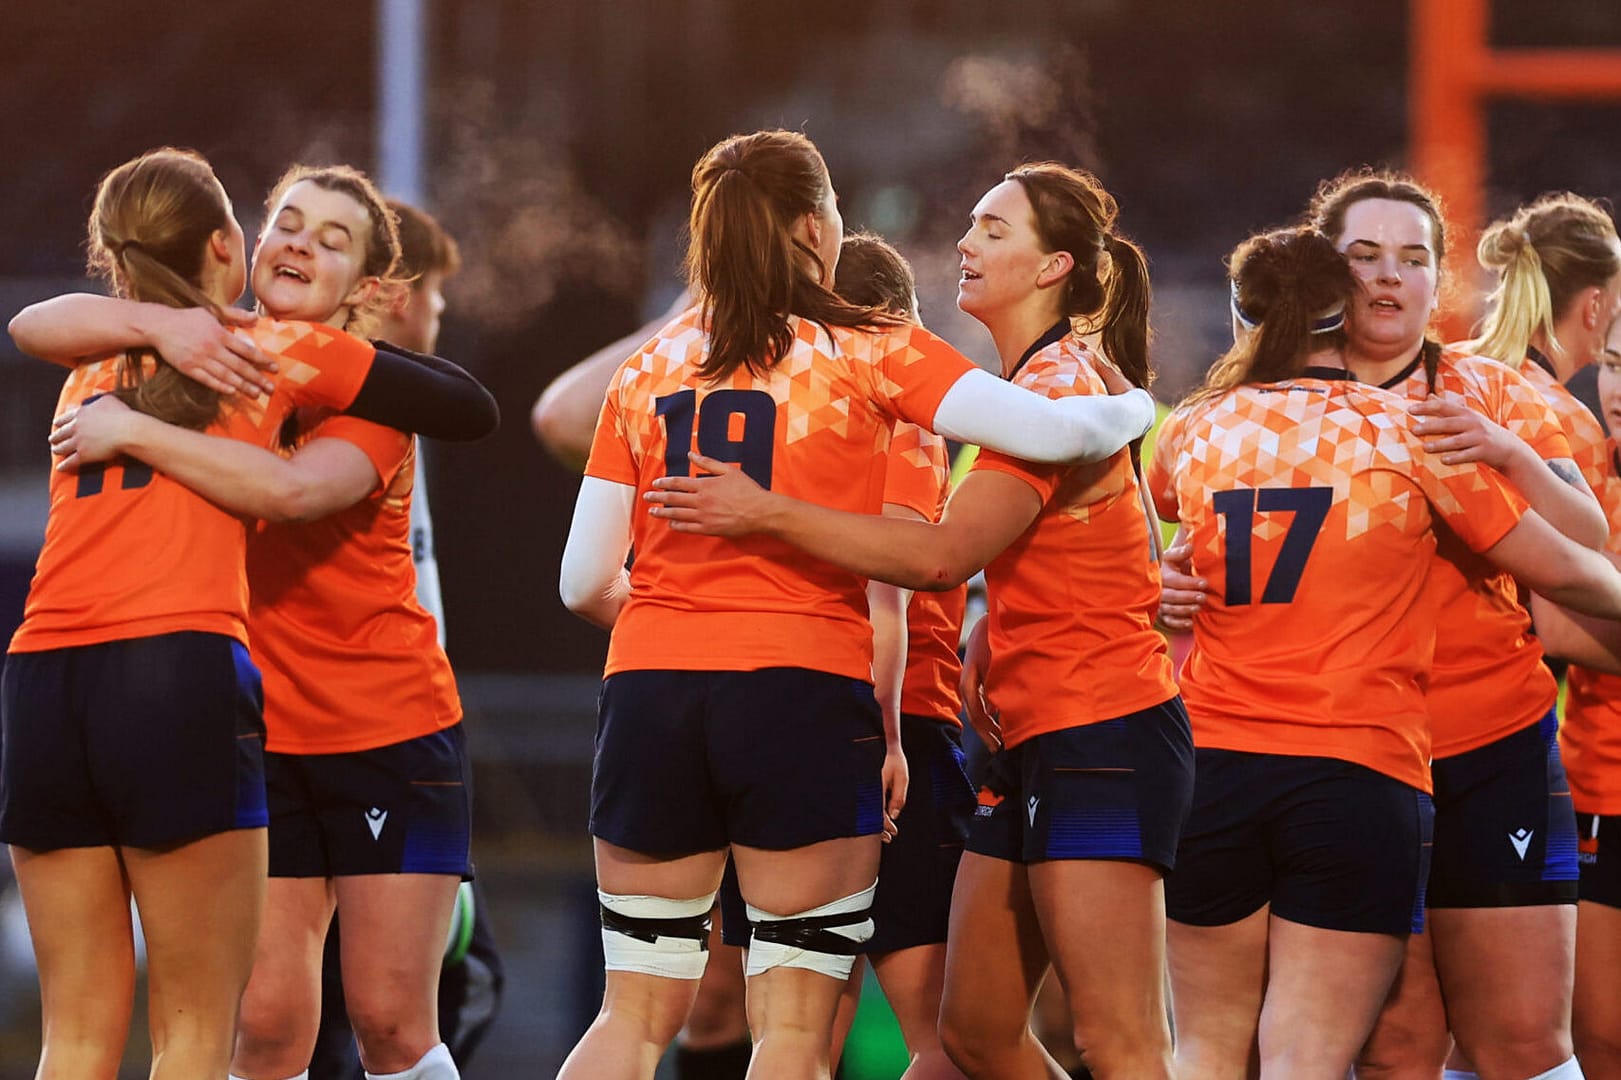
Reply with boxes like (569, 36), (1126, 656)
(366, 807), (388, 840)
(1509, 827), (1533, 861)
(1027, 796), (1040, 827)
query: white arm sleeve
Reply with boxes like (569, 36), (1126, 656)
(559, 477), (635, 622)
(930, 368), (1155, 464)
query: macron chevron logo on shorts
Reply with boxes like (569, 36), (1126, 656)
(366, 807), (388, 840)
(1509, 827), (1533, 861)
(1027, 796), (1040, 827)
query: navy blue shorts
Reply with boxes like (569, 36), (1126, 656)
(1576, 812), (1621, 910)
(1427, 711), (1579, 908)
(267, 724), (472, 878)
(718, 714), (975, 952)
(592, 668), (886, 856)
(1165, 749), (1433, 936)
(0, 631), (267, 850)
(966, 697), (1194, 873)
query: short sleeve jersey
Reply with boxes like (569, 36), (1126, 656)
(881, 421), (964, 726)
(1561, 438), (1621, 814)
(9, 319), (375, 653)
(1381, 349), (1570, 756)
(1147, 371), (1528, 792)
(971, 335), (1177, 749)
(245, 415), (462, 755)
(1519, 353), (1621, 511)
(584, 306), (975, 681)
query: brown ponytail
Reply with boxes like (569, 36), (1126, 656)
(683, 131), (896, 382)
(1188, 227), (1353, 407)
(87, 148), (233, 430)
(1005, 162), (1154, 388)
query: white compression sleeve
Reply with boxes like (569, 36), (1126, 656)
(930, 368), (1155, 464)
(558, 476), (635, 616)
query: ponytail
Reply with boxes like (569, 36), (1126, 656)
(88, 148), (233, 431)
(1006, 162), (1155, 388)
(684, 131), (894, 382)
(1186, 226), (1353, 407)
(1472, 192), (1619, 369)
(1100, 233), (1152, 389)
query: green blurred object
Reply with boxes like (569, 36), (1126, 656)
(837, 964), (910, 1079)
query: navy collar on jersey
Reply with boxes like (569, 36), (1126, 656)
(1526, 344), (1556, 378)
(1378, 353), (1423, 390)
(1300, 365), (1356, 381)
(1006, 320), (1071, 381)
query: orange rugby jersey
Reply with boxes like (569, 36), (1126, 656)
(1383, 349), (1571, 757)
(971, 335), (1177, 749)
(10, 320), (375, 653)
(246, 415), (461, 755)
(1147, 369), (1528, 792)
(1561, 438), (1621, 813)
(882, 420), (965, 726)
(1518, 352), (1621, 511)
(585, 307), (976, 681)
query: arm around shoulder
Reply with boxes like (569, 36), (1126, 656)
(931, 369), (1154, 465)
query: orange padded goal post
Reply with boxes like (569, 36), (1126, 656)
(1410, 0), (1621, 337)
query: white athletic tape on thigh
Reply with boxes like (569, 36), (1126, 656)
(744, 882), (876, 980)
(598, 890), (714, 980)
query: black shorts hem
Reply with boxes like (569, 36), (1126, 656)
(1425, 881), (1579, 909)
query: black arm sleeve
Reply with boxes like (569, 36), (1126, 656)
(343, 341), (501, 441)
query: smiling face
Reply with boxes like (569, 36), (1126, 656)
(251, 179), (376, 326)
(956, 179), (1053, 322)
(1334, 198), (1440, 360)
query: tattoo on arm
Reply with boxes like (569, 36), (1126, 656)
(1547, 458), (1583, 488)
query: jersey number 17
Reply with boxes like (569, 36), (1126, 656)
(1212, 486), (1332, 604)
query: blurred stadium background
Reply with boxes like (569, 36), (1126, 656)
(1, 1), (1620, 1075)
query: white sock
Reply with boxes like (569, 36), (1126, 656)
(364, 1042), (458, 1080)
(1527, 1057), (1585, 1080)
(1441, 1072), (1479, 1080)
(228, 1073), (308, 1080)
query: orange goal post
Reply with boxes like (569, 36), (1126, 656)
(1410, 0), (1621, 337)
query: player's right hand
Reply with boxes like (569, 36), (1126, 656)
(1157, 538), (1208, 632)
(154, 305), (277, 396)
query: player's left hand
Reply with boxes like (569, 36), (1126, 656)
(49, 394), (137, 472)
(646, 452), (773, 536)
(959, 619), (1002, 752)
(880, 743), (908, 842)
